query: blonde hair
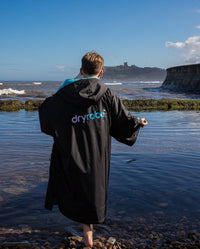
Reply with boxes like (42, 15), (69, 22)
(81, 52), (104, 76)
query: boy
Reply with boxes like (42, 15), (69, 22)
(39, 52), (147, 247)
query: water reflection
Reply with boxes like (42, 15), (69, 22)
(0, 110), (200, 238)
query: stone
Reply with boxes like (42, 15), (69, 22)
(1, 241), (31, 248)
(188, 232), (197, 240)
(107, 237), (116, 245)
(57, 243), (65, 249)
(94, 241), (103, 248)
(43, 241), (50, 247)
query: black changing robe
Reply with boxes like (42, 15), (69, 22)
(39, 78), (142, 224)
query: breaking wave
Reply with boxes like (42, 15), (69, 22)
(33, 82), (42, 85)
(104, 82), (122, 85)
(0, 83), (3, 85)
(0, 88), (25, 96)
(139, 81), (162, 84)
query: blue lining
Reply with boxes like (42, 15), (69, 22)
(57, 77), (99, 92)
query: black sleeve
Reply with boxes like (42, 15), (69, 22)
(38, 96), (56, 137)
(110, 92), (142, 146)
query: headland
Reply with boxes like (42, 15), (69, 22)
(76, 62), (166, 81)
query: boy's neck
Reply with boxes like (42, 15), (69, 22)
(82, 74), (99, 78)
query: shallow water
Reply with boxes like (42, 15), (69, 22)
(0, 110), (200, 237)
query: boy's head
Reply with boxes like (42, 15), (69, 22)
(81, 52), (104, 77)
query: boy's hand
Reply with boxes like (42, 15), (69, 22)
(141, 118), (148, 128)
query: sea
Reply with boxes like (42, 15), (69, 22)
(0, 80), (200, 243)
(1, 80), (200, 100)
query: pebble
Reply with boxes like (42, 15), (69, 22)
(107, 237), (116, 245)
(2, 215), (200, 249)
(94, 241), (103, 247)
(43, 241), (50, 247)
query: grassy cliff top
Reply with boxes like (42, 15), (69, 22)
(102, 63), (166, 81)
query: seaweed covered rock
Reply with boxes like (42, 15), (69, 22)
(0, 100), (24, 111)
(122, 99), (200, 111)
(24, 100), (44, 111)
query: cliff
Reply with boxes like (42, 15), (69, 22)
(102, 63), (166, 81)
(162, 63), (200, 91)
(76, 63), (166, 81)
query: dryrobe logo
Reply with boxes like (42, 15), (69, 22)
(72, 111), (105, 123)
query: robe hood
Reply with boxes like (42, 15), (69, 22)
(55, 78), (108, 107)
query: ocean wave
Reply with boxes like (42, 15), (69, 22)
(104, 82), (122, 85)
(139, 81), (162, 84)
(0, 88), (25, 96)
(33, 82), (42, 85)
(0, 83), (3, 85)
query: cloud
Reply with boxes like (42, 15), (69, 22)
(49, 65), (79, 77)
(196, 25), (200, 29)
(196, 9), (200, 13)
(165, 41), (185, 49)
(165, 36), (200, 63)
(54, 65), (66, 71)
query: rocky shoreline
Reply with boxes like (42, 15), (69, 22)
(1, 226), (200, 249)
(1, 214), (200, 249)
(1, 99), (200, 112)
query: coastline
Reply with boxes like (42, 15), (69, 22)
(1, 99), (200, 111)
(1, 214), (200, 249)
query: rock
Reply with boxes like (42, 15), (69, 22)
(57, 243), (65, 249)
(71, 236), (82, 242)
(0, 100), (24, 111)
(43, 241), (50, 247)
(107, 237), (116, 245)
(94, 241), (103, 248)
(69, 240), (76, 247)
(178, 230), (186, 237)
(1, 241), (31, 248)
(100, 237), (106, 242)
(188, 232), (197, 240)
(24, 100), (43, 111)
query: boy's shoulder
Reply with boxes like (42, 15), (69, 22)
(57, 79), (79, 92)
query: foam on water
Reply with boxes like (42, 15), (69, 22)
(0, 83), (3, 85)
(0, 88), (25, 96)
(104, 82), (122, 85)
(33, 82), (42, 85)
(139, 80), (162, 83)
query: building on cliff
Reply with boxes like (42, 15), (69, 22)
(76, 62), (166, 81)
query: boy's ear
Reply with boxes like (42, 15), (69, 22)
(98, 69), (103, 78)
(80, 68), (84, 75)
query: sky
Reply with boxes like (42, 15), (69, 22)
(1, 0), (200, 80)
